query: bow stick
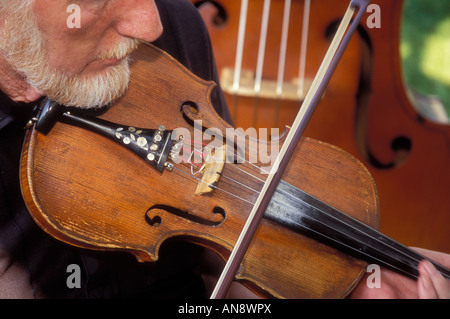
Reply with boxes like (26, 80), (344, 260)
(211, 0), (371, 299)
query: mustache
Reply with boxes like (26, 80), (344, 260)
(97, 38), (141, 60)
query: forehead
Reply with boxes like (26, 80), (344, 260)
(26, 0), (115, 21)
(35, 0), (112, 10)
(30, 0), (117, 31)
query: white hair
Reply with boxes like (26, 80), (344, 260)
(0, 0), (33, 13)
(0, 0), (138, 108)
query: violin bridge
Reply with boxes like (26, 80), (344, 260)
(195, 145), (226, 195)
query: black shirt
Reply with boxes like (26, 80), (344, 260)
(0, 0), (230, 298)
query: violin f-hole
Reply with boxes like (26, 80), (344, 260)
(145, 214), (162, 227)
(145, 205), (226, 228)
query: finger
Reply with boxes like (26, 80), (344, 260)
(421, 260), (450, 299)
(417, 272), (438, 299)
(418, 260), (450, 299)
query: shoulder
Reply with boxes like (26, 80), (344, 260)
(153, 0), (212, 79)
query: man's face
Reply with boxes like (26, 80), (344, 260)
(0, 0), (163, 108)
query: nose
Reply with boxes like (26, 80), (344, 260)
(113, 0), (163, 42)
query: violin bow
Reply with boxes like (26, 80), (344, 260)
(211, 0), (371, 299)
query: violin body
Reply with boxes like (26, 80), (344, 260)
(21, 44), (379, 298)
(194, 0), (450, 253)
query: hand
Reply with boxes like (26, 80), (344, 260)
(350, 248), (450, 299)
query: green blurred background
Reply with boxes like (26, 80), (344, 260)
(401, 0), (450, 119)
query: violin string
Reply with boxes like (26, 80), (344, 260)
(220, 174), (260, 194)
(183, 138), (269, 182)
(234, 152), (271, 176)
(276, 186), (436, 278)
(173, 157), (439, 278)
(176, 142), (446, 276)
(228, 163), (265, 183)
(269, 177), (444, 277)
(171, 164), (254, 206)
(177, 154), (261, 196)
(279, 214), (421, 279)
(174, 165), (430, 279)
(185, 133), (272, 177)
(181, 143), (431, 271)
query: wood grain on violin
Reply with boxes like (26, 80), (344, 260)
(21, 44), (449, 298)
(192, 0), (450, 253)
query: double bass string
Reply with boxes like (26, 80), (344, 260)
(231, 0), (249, 121)
(252, 0), (271, 127)
(233, 0), (312, 128)
(273, 0), (291, 127)
(297, 0), (311, 100)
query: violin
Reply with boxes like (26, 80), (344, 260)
(20, 40), (450, 298)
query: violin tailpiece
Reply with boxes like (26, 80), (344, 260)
(33, 99), (175, 173)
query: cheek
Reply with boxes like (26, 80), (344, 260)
(43, 32), (100, 75)
(36, 3), (112, 74)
